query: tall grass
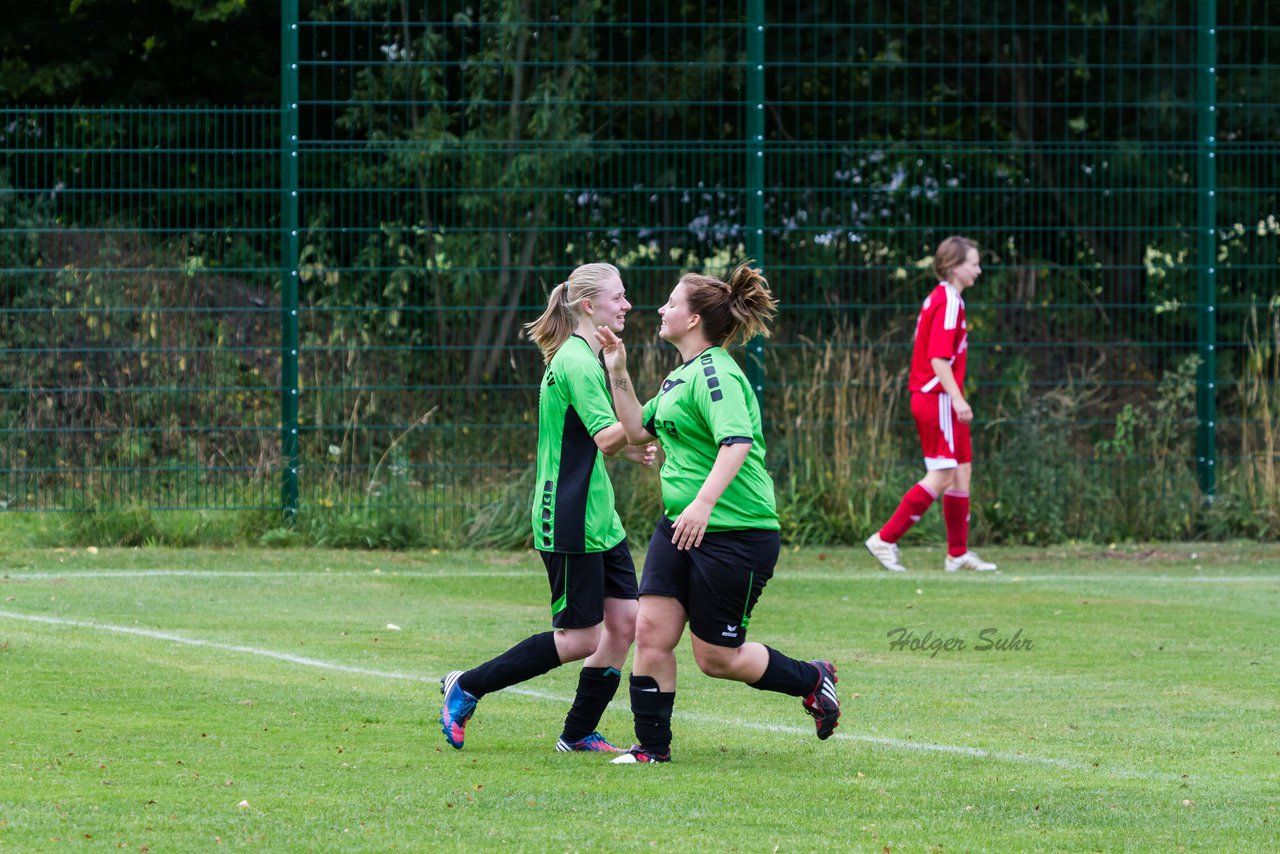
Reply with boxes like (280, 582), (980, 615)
(772, 319), (906, 544)
(1213, 298), (1280, 538)
(1, 203), (1276, 548)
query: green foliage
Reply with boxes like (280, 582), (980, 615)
(0, 0), (275, 104)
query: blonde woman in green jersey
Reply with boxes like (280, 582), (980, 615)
(596, 262), (841, 764)
(440, 263), (656, 754)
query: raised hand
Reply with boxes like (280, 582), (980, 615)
(595, 325), (628, 374)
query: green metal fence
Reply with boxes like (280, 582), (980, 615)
(1, 1), (1276, 543)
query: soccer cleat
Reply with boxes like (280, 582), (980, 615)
(439, 670), (478, 749)
(865, 533), (907, 572)
(610, 744), (671, 764)
(802, 660), (841, 740)
(944, 551), (998, 572)
(556, 731), (623, 753)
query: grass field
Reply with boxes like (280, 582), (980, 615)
(1, 543), (1277, 851)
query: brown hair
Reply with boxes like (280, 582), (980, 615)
(523, 262), (620, 363)
(679, 260), (778, 347)
(933, 236), (979, 282)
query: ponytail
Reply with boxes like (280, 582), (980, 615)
(523, 263), (621, 363)
(681, 260), (778, 347)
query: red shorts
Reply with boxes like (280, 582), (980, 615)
(911, 391), (971, 470)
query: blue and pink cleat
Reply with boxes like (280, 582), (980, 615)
(439, 670), (478, 749)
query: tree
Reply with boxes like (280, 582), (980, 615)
(0, 0), (277, 104)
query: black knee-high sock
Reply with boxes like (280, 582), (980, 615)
(459, 632), (561, 698)
(629, 674), (675, 755)
(559, 666), (622, 743)
(747, 646), (819, 697)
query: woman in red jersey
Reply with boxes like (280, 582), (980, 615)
(865, 236), (997, 573)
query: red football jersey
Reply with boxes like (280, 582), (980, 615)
(908, 283), (968, 394)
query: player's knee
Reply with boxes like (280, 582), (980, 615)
(607, 610), (637, 644)
(633, 615), (673, 653)
(603, 599), (638, 637)
(692, 644), (736, 679)
(557, 625), (602, 661)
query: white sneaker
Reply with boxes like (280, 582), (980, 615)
(944, 551), (997, 572)
(865, 533), (907, 572)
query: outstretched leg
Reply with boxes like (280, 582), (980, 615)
(440, 624), (600, 749)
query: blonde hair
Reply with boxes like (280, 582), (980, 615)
(934, 236), (979, 282)
(523, 262), (621, 363)
(680, 260), (778, 347)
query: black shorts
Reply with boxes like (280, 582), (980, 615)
(539, 539), (639, 629)
(640, 516), (780, 648)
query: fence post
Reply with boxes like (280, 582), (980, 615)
(745, 0), (766, 412)
(281, 0), (301, 520)
(1195, 0), (1218, 501)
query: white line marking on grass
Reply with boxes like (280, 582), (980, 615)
(0, 608), (1174, 780)
(3, 569), (537, 580)
(4, 568), (1277, 585)
(788, 578), (1280, 583)
(426, 682), (1114, 773)
(0, 610), (432, 683)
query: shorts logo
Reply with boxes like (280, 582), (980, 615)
(721, 624), (739, 638)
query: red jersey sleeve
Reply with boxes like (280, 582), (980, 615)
(925, 285), (964, 362)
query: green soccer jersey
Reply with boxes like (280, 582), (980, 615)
(641, 346), (779, 531)
(531, 334), (627, 553)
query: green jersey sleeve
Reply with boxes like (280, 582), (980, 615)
(697, 358), (755, 443)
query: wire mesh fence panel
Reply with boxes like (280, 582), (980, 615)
(0, 107), (281, 513)
(0, 1), (1275, 543)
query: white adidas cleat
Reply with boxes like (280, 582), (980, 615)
(864, 533), (907, 572)
(944, 551), (997, 572)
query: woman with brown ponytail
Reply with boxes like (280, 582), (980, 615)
(440, 262), (656, 754)
(596, 262), (841, 764)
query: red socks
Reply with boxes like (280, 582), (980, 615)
(879, 483), (937, 543)
(880, 482), (972, 555)
(943, 490), (970, 557)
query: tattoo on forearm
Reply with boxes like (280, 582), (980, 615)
(611, 377), (630, 390)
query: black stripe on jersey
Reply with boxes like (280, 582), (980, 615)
(553, 404), (596, 552)
(699, 352), (723, 402)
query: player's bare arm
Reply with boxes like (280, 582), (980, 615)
(595, 326), (655, 443)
